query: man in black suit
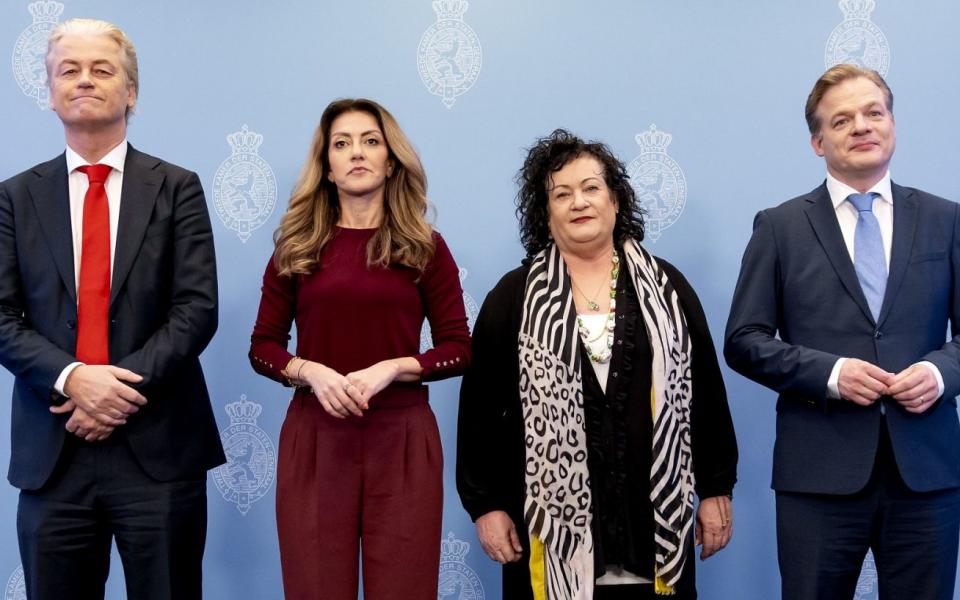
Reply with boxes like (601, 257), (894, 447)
(0, 18), (225, 600)
(725, 64), (960, 600)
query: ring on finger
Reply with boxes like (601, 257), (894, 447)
(343, 382), (353, 392)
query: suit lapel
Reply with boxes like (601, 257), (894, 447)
(111, 145), (162, 306)
(804, 183), (875, 324)
(877, 183), (918, 327)
(26, 154), (77, 302)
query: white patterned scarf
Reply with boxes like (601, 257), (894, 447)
(518, 239), (695, 598)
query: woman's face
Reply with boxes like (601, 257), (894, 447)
(326, 110), (393, 200)
(546, 155), (618, 256)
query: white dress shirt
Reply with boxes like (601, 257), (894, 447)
(54, 140), (128, 395)
(823, 171), (944, 400)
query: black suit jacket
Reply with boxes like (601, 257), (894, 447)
(725, 182), (960, 494)
(0, 146), (226, 490)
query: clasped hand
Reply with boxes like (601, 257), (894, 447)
(52, 365), (147, 442)
(838, 359), (939, 413)
(300, 360), (399, 419)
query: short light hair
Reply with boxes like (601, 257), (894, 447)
(805, 64), (893, 136)
(46, 18), (139, 118)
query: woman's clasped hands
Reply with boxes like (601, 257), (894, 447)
(297, 359), (403, 418)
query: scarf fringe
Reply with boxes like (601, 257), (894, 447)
(655, 572), (676, 595)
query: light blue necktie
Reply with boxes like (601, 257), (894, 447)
(848, 192), (887, 321)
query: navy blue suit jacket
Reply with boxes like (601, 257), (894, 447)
(725, 182), (960, 494)
(0, 147), (226, 490)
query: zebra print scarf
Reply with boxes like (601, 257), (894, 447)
(518, 239), (695, 598)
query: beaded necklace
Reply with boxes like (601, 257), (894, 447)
(575, 253), (619, 363)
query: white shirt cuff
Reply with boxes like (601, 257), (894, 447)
(54, 362), (84, 397)
(827, 357), (847, 400)
(917, 361), (946, 398)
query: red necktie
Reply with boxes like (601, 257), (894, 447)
(75, 164), (112, 364)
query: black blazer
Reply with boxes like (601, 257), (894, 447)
(0, 146), (226, 490)
(725, 182), (960, 494)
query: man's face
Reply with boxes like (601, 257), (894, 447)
(47, 33), (136, 133)
(810, 76), (895, 187)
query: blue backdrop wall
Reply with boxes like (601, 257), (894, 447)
(1, 1), (959, 598)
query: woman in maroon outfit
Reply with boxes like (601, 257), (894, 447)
(249, 98), (471, 600)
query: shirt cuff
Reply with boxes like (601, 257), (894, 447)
(917, 361), (946, 398)
(826, 357), (847, 400)
(54, 362), (84, 397)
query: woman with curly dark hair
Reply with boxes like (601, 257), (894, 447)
(457, 129), (738, 599)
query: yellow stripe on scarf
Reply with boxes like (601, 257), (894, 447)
(529, 535), (546, 600)
(655, 572), (675, 595)
(651, 386), (675, 596)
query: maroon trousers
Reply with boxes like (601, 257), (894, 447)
(276, 393), (443, 600)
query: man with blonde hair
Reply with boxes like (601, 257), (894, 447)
(0, 18), (224, 599)
(726, 63), (960, 599)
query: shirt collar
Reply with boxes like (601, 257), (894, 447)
(65, 139), (128, 175)
(826, 170), (893, 210)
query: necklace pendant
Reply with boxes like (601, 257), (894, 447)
(587, 301), (600, 311)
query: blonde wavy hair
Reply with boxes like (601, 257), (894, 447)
(273, 99), (434, 276)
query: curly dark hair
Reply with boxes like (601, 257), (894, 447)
(516, 129), (645, 257)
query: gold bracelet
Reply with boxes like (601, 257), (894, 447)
(296, 359), (308, 386)
(283, 356), (301, 387)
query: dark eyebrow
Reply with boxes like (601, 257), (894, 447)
(330, 129), (383, 138)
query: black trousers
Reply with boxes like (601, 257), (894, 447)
(17, 436), (208, 600)
(594, 583), (696, 600)
(776, 419), (960, 600)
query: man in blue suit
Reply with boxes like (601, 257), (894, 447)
(0, 18), (224, 600)
(725, 64), (960, 600)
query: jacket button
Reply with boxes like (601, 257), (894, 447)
(874, 330), (883, 339)
(66, 320), (75, 329)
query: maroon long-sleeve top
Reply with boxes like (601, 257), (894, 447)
(249, 227), (471, 405)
